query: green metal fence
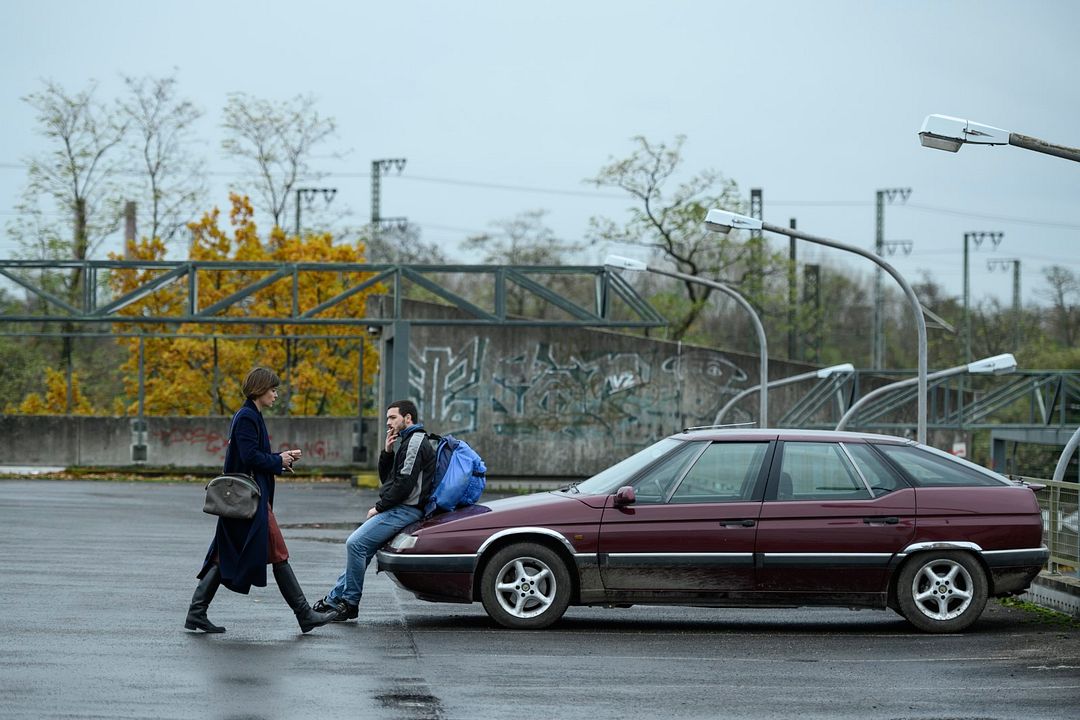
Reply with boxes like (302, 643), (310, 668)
(1015, 476), (1079, 574)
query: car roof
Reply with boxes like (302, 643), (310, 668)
(671, 427), (916, 445)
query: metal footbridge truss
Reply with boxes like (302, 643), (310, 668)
(0, 260), (666, 330)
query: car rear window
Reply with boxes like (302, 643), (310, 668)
(844, 443), (906, 496)
(873, 444), (1009, 487)
(777, 442), (870, 501)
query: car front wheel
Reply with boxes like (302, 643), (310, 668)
(896, 551), (988, 633)
(480, 542), (571, 629)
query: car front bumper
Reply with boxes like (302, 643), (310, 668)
(376, 550), (478, 603)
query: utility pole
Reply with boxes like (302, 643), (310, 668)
(123, 201), (137, 258)
(294, 187), (337, 238)
(749, 188), (764, 309)
(371, 158), (408, 238)
(989, 257), (1021, 350)
(872, 187), (911, 369)
(788, 217), (797, 360)
(962, 231), (1003, 362)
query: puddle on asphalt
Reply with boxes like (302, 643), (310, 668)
(375, 691), (444, 720)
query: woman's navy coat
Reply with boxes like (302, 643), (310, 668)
(199, 399), (283, 594)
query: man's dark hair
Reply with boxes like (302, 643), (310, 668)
(388, 399), (419, 424)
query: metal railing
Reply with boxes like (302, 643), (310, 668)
(1015, 475), (1079, 574)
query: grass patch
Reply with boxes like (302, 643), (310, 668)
(998, 597), (1080, 628)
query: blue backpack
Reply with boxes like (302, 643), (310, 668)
(424, 434), (487, 516)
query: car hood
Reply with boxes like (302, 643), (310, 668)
(414, 491), (599, 535)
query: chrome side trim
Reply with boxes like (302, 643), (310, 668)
(898, 541), (983, 556)
(609, 557), (751, 561)
(981, 546), (1051, 567)
(475, 526), (578, 556)
(759, 552), (893, 568)
(981, 546), (1048, 556)
(604, 552), (754, 568)
(764, 552), (893, 559)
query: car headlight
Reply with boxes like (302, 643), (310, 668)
(388, 533), (418, 551)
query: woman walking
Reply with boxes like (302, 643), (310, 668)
(184, 366), (336, 633)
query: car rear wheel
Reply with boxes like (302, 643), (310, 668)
(480, 542), (571, 629)
(896, 551), (988, 633)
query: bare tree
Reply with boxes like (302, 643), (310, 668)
(1039, 264), (1079, 347)
(7, 79), (129, 407)
(585, 135), (763, 339)
(221, 93), (336, 229)
(363, 222), (447, 264)
(120, 72), (206, 245)
(464, 209), (585, 317)
(465, 209), (582, 265)
(10, 80), (128, 269)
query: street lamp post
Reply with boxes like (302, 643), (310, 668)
(835, 353), (1017, 431)
(705, 208), (930, 444)
(919, 115), (1080, 163)
(714, 363), (854, 426)
(604, 255), (770, 428)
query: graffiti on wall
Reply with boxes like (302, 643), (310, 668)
(490, 343), (747, 441)
(410, 338), (487, 434)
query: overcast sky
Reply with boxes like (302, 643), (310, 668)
(2, 0), (1078, 308)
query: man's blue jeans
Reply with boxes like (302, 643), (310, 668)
(325, 504), (424, 606)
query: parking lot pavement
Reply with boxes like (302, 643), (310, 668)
(2, 480), (1078, 720)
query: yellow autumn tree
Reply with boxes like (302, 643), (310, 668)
(107, 194), (382, 416)
(9, 368), (94, 415)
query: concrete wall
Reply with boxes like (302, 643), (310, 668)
(4, 299), (878, 477)
(382, 298), (847, 478)
(4, 415), (378, 470)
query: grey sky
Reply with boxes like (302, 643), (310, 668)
(2, 0), (1078, 308)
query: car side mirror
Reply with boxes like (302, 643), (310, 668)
(613, 486), (636, 507)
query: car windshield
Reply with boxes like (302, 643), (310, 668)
(571, 438), (685, 496)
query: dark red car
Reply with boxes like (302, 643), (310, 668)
(376, 429), (1047, 632)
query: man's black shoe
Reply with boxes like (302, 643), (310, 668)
(313, 596), (358, 622)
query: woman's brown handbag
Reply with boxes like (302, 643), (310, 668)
(203, 473), (261, 519)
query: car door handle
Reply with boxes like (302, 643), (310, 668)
(719, 519), (756, 527)
(863, 516), (899, 525)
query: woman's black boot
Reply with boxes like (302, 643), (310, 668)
(273, 561), (337, 633)
(184, 565), (226, 633)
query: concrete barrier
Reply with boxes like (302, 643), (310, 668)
(3, 415), (380, 470)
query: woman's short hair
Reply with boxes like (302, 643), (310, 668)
(242, 367), (280, 399)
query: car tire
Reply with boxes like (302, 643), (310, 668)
(895, 551), (988, 633)
(480, 542), (571, 629)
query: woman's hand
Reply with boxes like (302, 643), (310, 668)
(280, 449), (300, 472)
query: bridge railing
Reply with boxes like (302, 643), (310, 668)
(1014, 475), (1079, 575)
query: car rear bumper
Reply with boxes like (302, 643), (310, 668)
(983, 546), (1049, 595)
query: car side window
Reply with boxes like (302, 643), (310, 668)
(629, 441), (703, 504)
(669, 442), (768, 503)
(844, 443), (905, 496)
(776, 442), (871, 501)
(874, 444), (1006, 487)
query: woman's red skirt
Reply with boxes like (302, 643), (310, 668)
(267, 507), (289, 564)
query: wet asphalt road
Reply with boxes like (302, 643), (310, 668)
(1, 480), (1078, 720)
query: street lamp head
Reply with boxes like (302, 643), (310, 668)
(919, 114), (1010, 152)
(704, 208), (763, 234)
(817, 363), (854, 379)
(604, 254), (648, 272)
(967, 353), (1017, 375)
